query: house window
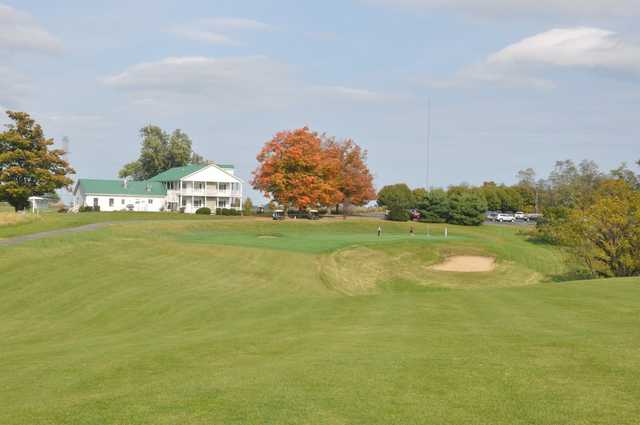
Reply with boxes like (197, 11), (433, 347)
(194, 182), (205, 191)
(121, 199), (125, 205)
(93, 198), (99, 208)
(148, 199), (153, 204)
(193, 198), (203, 208)
(182, 198), (187, 207)
(109, 198), (114, 207)
(218, 199), (227, 208)
(219, 183), (228, 191)
(167, 181), (176, 190)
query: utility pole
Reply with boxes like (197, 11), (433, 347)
(426, 99), (431, 190)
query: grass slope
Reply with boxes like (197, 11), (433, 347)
(0, 211), (235, 240)
(1, 219), (638, 424)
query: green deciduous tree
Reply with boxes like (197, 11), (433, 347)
(377, 183), (414, 210)
(119, 125), (205, 180)
(611, 162), (640, 190)
(0, 111), (74, 211)
(562, 180), (640, 277)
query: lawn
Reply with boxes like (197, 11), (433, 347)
(1, 218), (638, 424)
(0, 210), (236, 240)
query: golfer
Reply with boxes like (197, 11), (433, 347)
(377, 226), (382, 238)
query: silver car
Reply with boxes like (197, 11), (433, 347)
(496, 213), (515, 223)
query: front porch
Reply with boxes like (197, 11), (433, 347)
(174, 196), (241, 214)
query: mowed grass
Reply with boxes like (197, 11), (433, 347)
(1, 219), (639, 424)
(0, 210), (236, 240)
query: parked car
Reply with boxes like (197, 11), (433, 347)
(514, 211), (526, 220)
(525, 213), (543, 222)
(486, 211), (498, 222)
(272, 210), (285, 220)
(307, 209), (321, 220)
(496, 213), (515, 223)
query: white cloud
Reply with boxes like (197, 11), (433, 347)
(310, 85), (396, 102)
(102, 56), (395, 110)
(487, 28), (640, 73)
(0, 3), (62, 53)
(434, 27), (640, 89)
(364, 0), (640, 17)
(171, 17), (273, 45)
(102, 56), (291, 93)
(170, 29), (240, 46)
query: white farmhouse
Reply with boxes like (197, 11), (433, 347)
(73, 163), (244, 213)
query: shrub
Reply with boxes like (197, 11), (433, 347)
(79, 206), (98, 212)
(416, 188), (449, 223)
(216, 208), (240, 216)
(387, 206), (409, 222)
(534, 207), (570, 244)
(448, 190), (487, 226)
(377, 184), (414, 210)
(243, 198), (254, 216)
(195, 207), (212, 215)
(57, 207), (68, 213)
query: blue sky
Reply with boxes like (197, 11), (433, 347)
(2, 0), (639, 201)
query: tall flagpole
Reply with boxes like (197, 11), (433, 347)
(426, 99), (431, 190)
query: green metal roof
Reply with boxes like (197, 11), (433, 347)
(148, 163), (234, 181)
(148, 164), (207, 182)
(76, 179), (167, 196)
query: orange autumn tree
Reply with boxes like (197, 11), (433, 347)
(253, 127), (376, 213)
(252, 128), (337, 210)
(323, 137), (376, 214)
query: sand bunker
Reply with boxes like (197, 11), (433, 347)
(430, 256), (496, 273)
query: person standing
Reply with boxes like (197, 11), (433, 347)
(377, 226), (382, 238)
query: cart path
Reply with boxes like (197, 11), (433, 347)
(0, 222), (114, 247)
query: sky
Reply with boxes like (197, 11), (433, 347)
(1, 0), (639, 202)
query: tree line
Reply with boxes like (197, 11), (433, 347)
(377, 158), (640, 279)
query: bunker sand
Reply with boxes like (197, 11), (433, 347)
(430, 256), (496, 272)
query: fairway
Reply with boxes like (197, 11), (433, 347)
(1, 218), (639, 424)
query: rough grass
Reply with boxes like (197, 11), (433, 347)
(0, 211), (31, 226)
(1, 219), (639, 424)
